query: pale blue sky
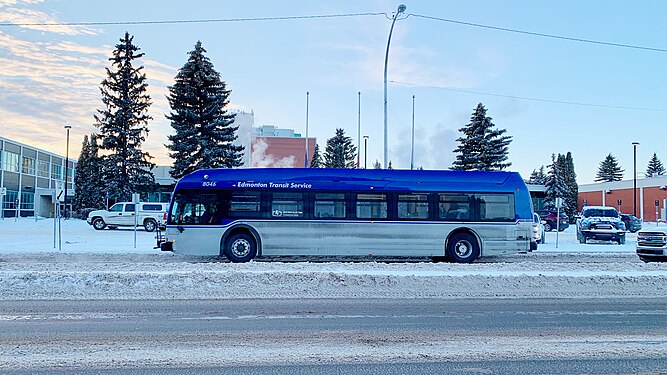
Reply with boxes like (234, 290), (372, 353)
(0, 0), (665, 183)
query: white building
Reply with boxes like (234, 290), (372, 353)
(0, 136), (76, 218)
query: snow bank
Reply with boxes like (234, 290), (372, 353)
(1, 218), (666, 300)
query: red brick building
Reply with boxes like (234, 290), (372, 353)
(251, 137), (316, 168)
(579, 177), (667, 222)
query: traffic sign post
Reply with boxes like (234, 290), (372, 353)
(0, 187), (5, 221)
(132, 193), (140, 249)
(555, 197), (563, 249)
(656, 200), (660, 226)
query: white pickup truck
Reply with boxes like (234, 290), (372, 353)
(87, 202), (167, 232)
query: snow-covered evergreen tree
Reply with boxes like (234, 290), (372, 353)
(527, 166), (547, 185)
(309, 144), (322, 168)
(373, 160), (382, 169)
(323, 128), (357, 168)
(166, 41), (243, 179)
(387, 161), (393, 170)
(645, 152), (666, 178)
(595, 153), (624, 182)
(544, 154), (569, 212)
(561, 152), (578, 220)
(73, 134), (105, 212)
(94, 32), (155, 202)
(452, 103), (512, 171)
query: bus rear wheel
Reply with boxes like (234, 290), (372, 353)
(447, 233), (480, 263)
(224, 232), (257, 263)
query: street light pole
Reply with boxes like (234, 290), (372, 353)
(305, 91), (309, 168)
(363, 135), (369, 169)
(383, 4), (406, 169)
(410, 94), (415, 170)
(357, 91), (361, 168)
(64, 125), (72, 219)
(633, 142), (639, 217)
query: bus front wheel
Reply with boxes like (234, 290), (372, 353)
(224, 232), (257, 263)
(447, 233), (480, 263)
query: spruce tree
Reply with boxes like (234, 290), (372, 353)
(595, 153), (624, 182)
(452, 103), (512, 171)
(166, 41), (244, 179)
(561, 152), (578, 220)
(544, 154), (568, 212)
(94, 32), (155, 202)
(373, 160), (382, 169)
(323, 128), (357, 168)
(309, 144), (322, 168)
(645, 152), (666, 177)
(527, 166), (547, 185)
(73, 134), (105, 212)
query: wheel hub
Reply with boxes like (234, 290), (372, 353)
(231, 239), (251, 258)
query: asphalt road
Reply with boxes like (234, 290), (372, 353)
(1, 298), (667, 374)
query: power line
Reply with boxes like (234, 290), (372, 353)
(0, 12), (387, 27)
(390, 80), (667, 112)
(1, 10), (664, 54)
(410, 14), (667, 53)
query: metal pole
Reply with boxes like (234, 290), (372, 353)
(357, 91), (361, 168)
(305, 91), (310, 168)
(365, 137), (369, 169)
(383, 4), (406, 169)
(410, 94), (415, 170)
(64, 125), (71, 219)
(633, 142), (639, 217)
(53, 192), (56, 248)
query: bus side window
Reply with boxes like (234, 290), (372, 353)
(439, 194), (471, 221)
(477, 194), (514, 222)
(314, 193), (346, 219)
(356, 193), (387, 219)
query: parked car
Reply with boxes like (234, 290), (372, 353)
(620, 214), (642, 233)
(636, 230), (667, 262)
(576, 206), (626, 244)
(87, 202), (167, 232)
(535, 210), (570, 232)
(531, 212), (546, 248)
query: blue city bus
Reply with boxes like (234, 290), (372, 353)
(160, 168), (534, 263)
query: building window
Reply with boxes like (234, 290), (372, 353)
(20, 192), (34, 210)
(51, 163), (63, 180)
(2, 151), (19, 173)
(38, 160), (49, 178)
(22, 156), (35, 175)
(2, 190), (18, 209)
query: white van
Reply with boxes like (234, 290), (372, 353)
(87, 202), (167, 232)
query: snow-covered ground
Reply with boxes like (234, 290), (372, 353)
(1, 217), (666, 300)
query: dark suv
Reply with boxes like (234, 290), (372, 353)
(535, 210), (570, 232)
(620, 214), (642, 233)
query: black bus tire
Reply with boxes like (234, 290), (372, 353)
(446, 233), (480, 263)
(224, 232), (257, 263)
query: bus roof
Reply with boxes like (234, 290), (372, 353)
(175, 168), (527, 193)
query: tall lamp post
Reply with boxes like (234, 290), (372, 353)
(363, 135), (369, 169)
(633, 142), (639, 217)
(410, 94), (415, 170)
(64, 125), (72, 219)
(305, 91), (310, 167)
(383, 4), (406, 169)
(357, 91), (361, 168)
